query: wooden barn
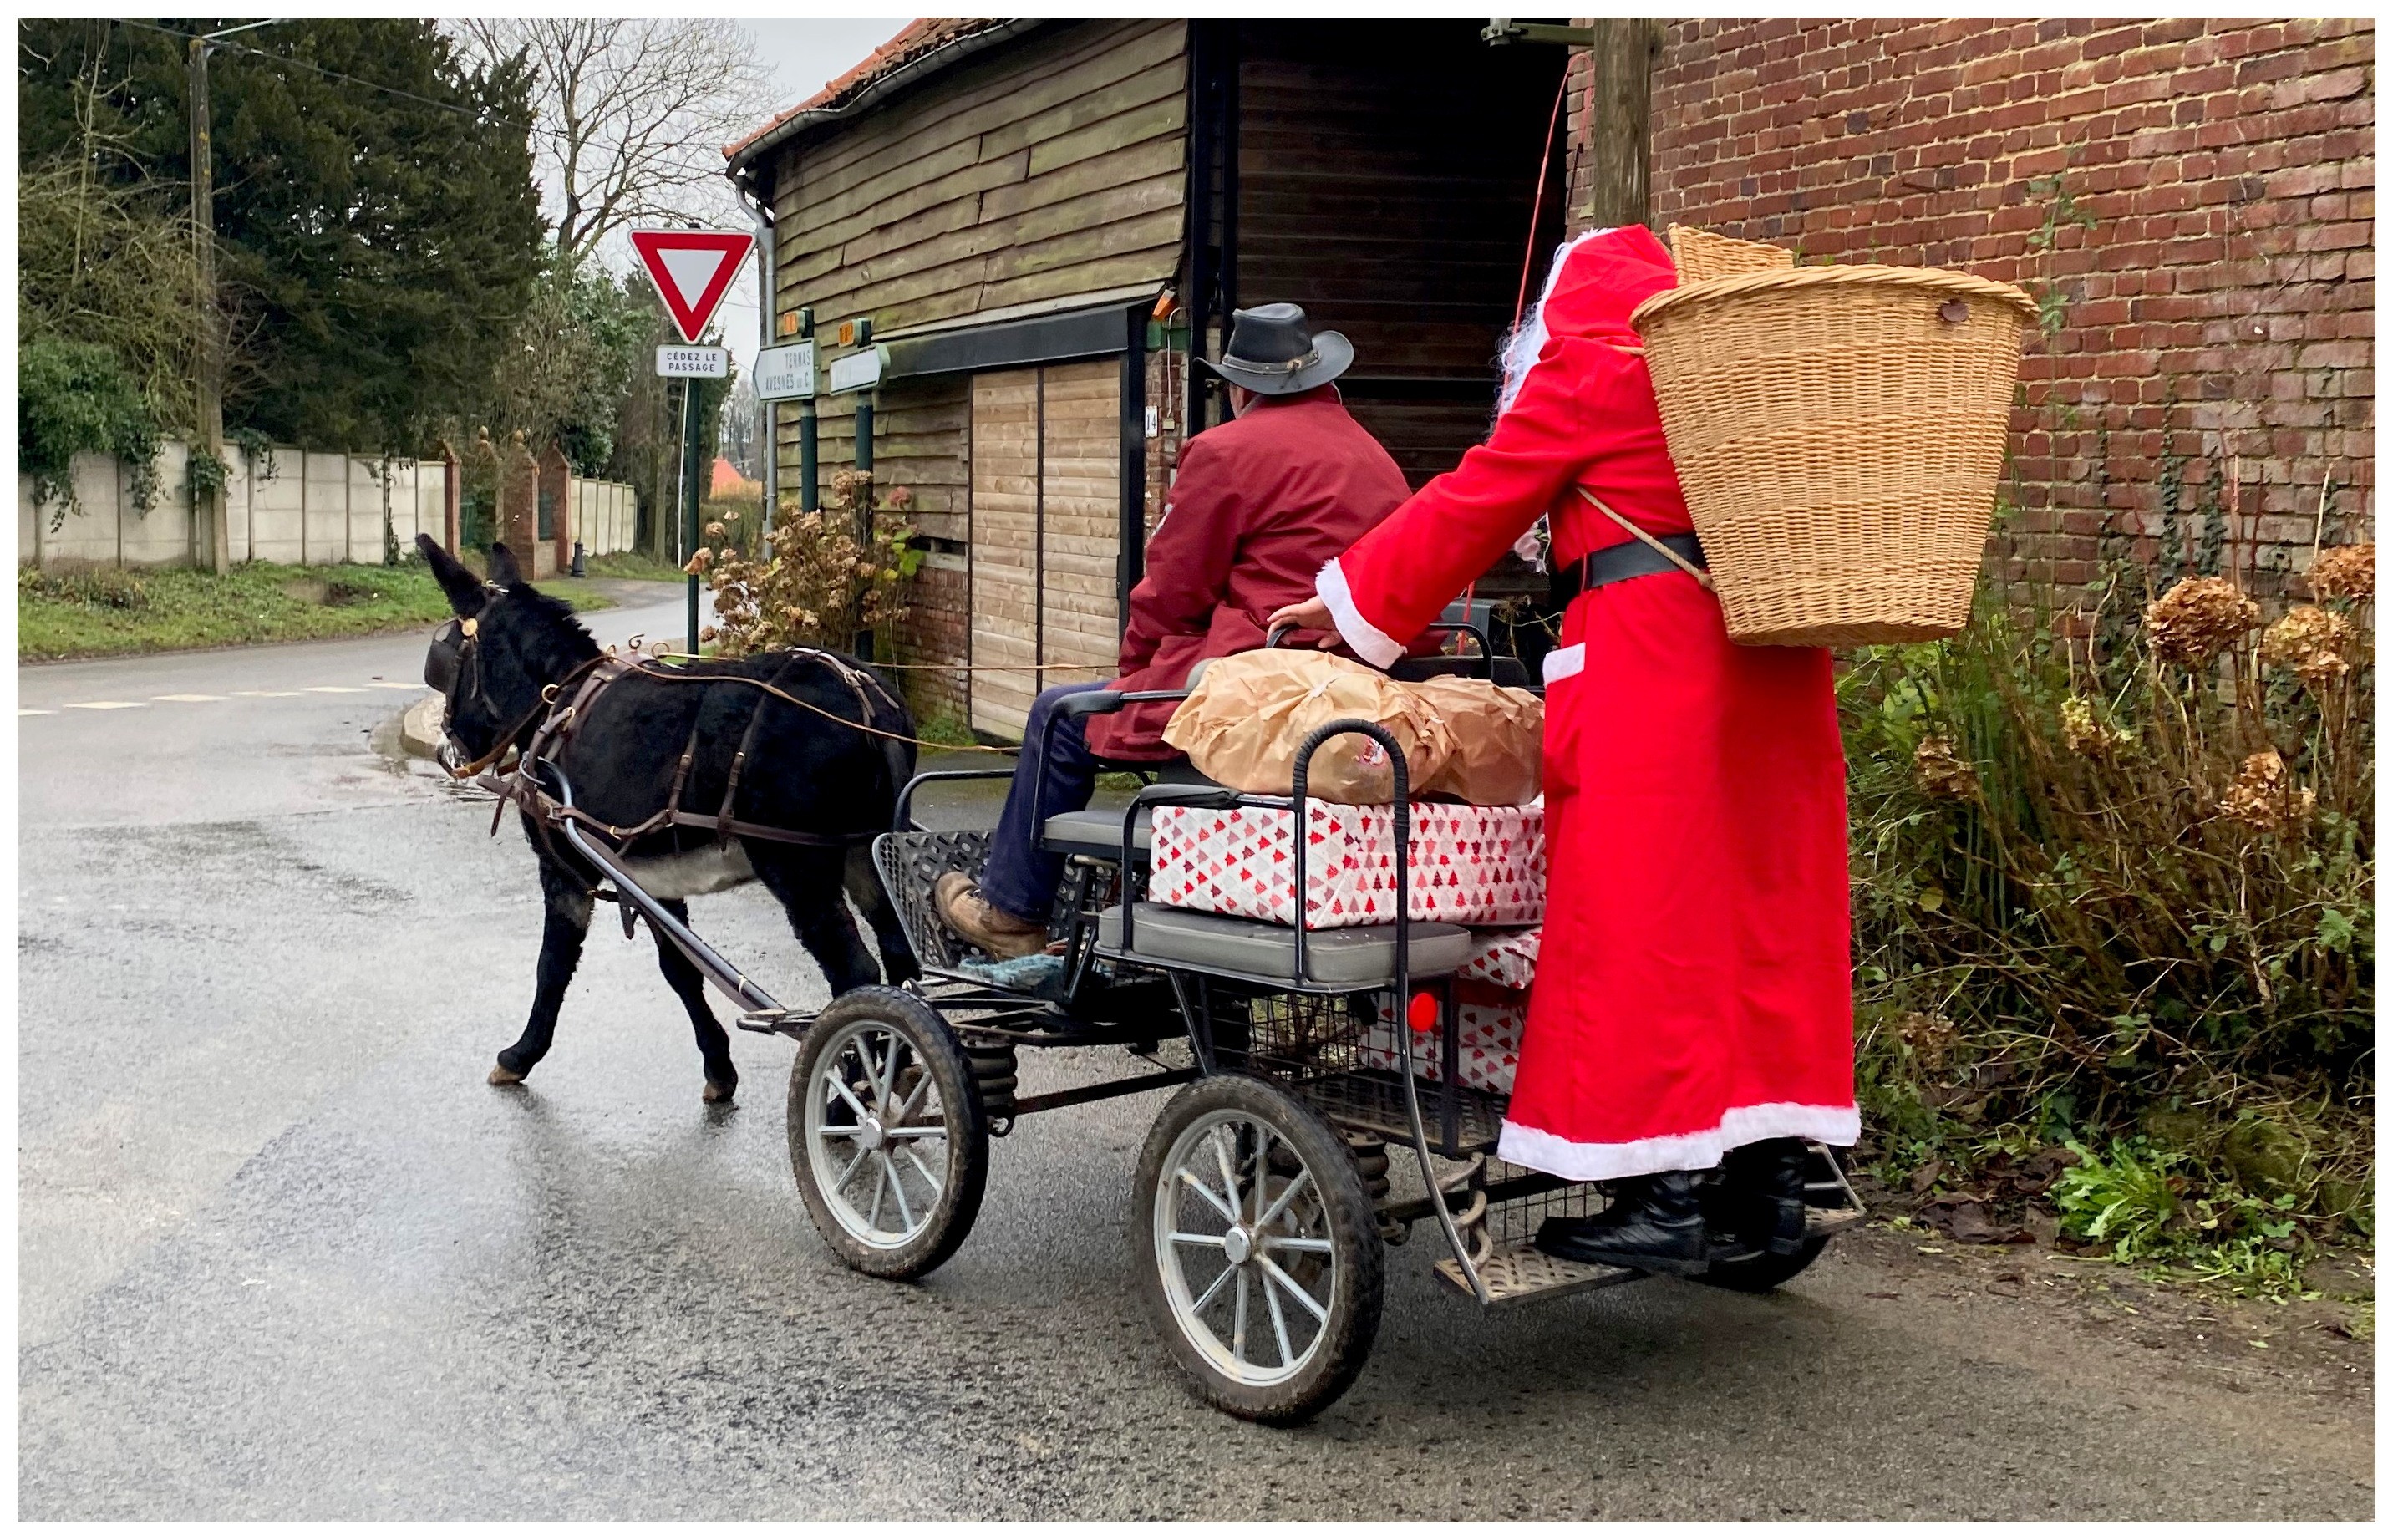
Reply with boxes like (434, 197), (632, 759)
(725, 18), (1578, 735)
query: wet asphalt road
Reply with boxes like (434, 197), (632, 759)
(17, 589), (2373, 1520)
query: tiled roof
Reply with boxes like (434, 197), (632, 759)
(723, 18), (1016, 162)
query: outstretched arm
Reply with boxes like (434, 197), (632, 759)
(1293, 338), (1611, 666)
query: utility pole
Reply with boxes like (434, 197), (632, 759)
(187, 19), (286, 575)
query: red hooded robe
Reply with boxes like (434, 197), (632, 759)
(1316, 225), (1857, 1181)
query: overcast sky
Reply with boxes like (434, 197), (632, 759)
(712, 18), (908, 371)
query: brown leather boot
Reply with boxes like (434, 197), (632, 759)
(934, 872), (1049, 960)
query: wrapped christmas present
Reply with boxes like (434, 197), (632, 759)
(1150, 800), (1544, 929)
(1457, 926), (1541, 990)
(1410, 676), (1543, 806)
(1359, 980), (1527, 1095)
(1161, 650), (1448, 804)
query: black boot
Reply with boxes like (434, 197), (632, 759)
(1720, 1137), (1811, 1258)
(1535, 1170), (1708, 1275)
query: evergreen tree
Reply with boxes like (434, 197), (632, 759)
(18, 18), (546, 453)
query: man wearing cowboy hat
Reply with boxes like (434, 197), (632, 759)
(938, 302), (1414, 958)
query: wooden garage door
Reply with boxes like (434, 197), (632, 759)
(968, 360), (1121, 739)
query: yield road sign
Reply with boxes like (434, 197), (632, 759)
(630, 228), (755, 343)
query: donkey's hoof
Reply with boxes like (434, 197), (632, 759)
(488, 1062), (527, 1086)
(703, 1079), (736, 1105)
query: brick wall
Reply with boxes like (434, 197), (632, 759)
(1578, 18), (2374, 597)
(891, 552), (969, 727)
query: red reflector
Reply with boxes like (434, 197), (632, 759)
(1407, 992), (1438, 1032)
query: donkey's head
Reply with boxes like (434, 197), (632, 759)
(417, 535), (598, 771)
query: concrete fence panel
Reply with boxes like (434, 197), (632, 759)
(302, 452), (347, 567)
(248, 448), (306, 565)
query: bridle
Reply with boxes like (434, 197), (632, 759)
(424, 582), (554, 780)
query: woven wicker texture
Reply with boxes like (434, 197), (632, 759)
(1631, 264), (2035, 648)
(1666, 223), (1794, 282)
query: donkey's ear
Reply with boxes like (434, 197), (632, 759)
(418, 533), (486, 615)
(488, 543), (526, 588)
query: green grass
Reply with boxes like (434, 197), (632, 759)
(581, 550), (690, 583)
(18, 560), (613, 663)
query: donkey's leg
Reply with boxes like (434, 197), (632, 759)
(753, 846), (880, 996)
(649, 897), (739, 1104)
(844, 842), (919, 985)
(491, 859), (592, 1085)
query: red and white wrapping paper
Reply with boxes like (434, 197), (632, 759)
(1359, 985), (1527, 1095)
(1149, 802), (1544, 929)
(1458, 927), (1541, 989)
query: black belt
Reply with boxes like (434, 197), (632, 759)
(1550, 533), (1708, 609)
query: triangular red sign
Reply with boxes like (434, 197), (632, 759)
(630, 229), (755, 343)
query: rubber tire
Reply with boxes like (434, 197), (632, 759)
(1130, 1074), (1384, 1426)
(789, 986), (988, 1281)
(1696, 1233), (1830, 1293)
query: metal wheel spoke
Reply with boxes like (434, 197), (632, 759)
(826, 1072), (873, 1123)
(1188, 1260), (1237, 1314)
(1262, 1233), (1332, 1253)
(867, 1156), (890, 1229)
(884, 1153), (917, 1232)
(833, 1142), (872, 1192)
(1166, 1230), (1228, 1249)
(1263, 1264), (1297, 1366)
(1258, 1256), (1329, 1323)
(1212, 1126), (1244, 1217)
(901, 1143), (943, 1197)
(1232, 1268), (1251, 1366)
(887, 1126), (948, 1141)
(892, 1070), (934, 1124)
(869, 1033), (899, 1106)
(1176, 1166), (1238, 1224)
(1255, 1167), (1313, 1231)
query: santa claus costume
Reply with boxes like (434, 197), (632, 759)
(1308, 225), (1857, 1270)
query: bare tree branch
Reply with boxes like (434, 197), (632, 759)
(455, 18), (772, 268)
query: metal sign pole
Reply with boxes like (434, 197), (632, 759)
(683, 378), (703, 653)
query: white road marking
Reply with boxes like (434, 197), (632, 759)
(64, 701), (148, 710)
(19, 709), (55, 716)
(363, 681), (423, 690)
(303, 686), (367, 694)
(152, 694), (226, 702)
(231, 690), (303, 698)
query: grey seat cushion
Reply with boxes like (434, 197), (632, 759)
(1042, 806), (1152, 858)
(1098, 902), (1473, 986)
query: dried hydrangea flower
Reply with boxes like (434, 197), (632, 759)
(1913, 734), (1979, 800)
(2216, 748), (2316, 833)
(2259, 605), (2356, 687)
(2143, 577), (2261, 668)
(2307, 543), (2375, 602)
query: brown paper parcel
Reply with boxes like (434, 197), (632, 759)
(1161, 650), (1451, 803)
(1408, 675), (1544, 805)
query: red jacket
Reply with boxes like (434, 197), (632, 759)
(1085, 386), (1411, 760)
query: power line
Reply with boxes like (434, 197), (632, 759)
(107, 17), (536, 132)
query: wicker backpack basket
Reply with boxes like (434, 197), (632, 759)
(1633, 246), (2036, 648)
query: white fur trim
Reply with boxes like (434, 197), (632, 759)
(1496, 1102), (1861, 1183)
(1496, 227), (1618, 416)
(1541, 643), (1585, 684)
(1315, 557), (1405, 668)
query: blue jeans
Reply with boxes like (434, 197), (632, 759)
(979, 683), (1105, 924)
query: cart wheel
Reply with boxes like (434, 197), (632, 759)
(789, 987), (988, 1281)
(1131, 1075), (1383, 1425)
(1696, 1234), (1830, 1293)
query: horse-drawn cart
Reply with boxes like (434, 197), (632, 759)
(518, 634), (1862, 1425)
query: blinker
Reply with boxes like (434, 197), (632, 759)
(424, 618), (465, 692)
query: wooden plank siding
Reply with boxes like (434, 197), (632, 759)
(968, 362), (1122, 739)
(768, 20), (1186, 338)
(1234, 18), (1567, 515)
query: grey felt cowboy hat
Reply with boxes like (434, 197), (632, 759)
(1203, 302), (1354, 395)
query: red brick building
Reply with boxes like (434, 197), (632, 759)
(1576, 17), (2375, 597)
